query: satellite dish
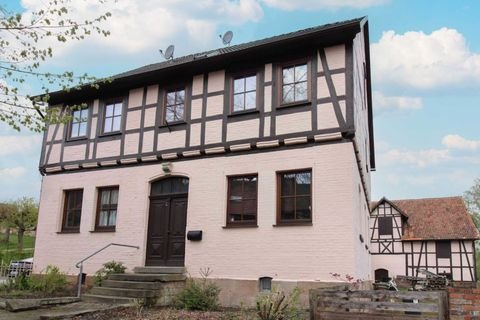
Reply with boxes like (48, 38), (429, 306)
(220, 31), (233, 46)
(159, 45), (175, 60)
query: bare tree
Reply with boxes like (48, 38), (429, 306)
(0, 0), (112, 132)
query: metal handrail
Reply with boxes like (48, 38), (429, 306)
(75, 243), (139, 297)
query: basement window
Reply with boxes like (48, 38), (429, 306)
(259, 277), (272, 292)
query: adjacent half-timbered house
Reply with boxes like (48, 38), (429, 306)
(34, 17), (374, 305)
(370, 197), (479, 283)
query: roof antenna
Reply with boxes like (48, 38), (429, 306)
(219, 31), (233, 46)
(159, 45), (175, 60)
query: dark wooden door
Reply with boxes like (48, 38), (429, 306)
(146, 195), (187, 266)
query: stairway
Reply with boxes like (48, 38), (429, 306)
(82, 267), (186, 306)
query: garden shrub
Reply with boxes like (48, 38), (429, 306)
(30, 265), (68, 294)
(174, 268), (220, 311)
(256, 287), (302, 320)
(94, 260), (126, 286)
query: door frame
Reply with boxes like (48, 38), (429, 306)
(144, 176), (189, 267)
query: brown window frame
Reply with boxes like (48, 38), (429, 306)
(163, 87), (187, 125)
(277, 58), (311, 108)
(95, 186), (119, 232)
(68, 106), (89, 140)
(62, 189), (83, 232)
(378, 216), (393, 236)
(226, 174), (258, 227)
(276, 169), (312, 225)
(436, 241), (451, 259)
(230, 72), (258, 113)
(102, 100), (124, 134)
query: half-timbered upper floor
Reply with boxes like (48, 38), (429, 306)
(39, 18), (374, 186)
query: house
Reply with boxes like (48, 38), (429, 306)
(370, 197), (479, 283)
(34, 17), (374, 305)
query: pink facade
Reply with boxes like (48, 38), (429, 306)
(34, 18), (375, 297)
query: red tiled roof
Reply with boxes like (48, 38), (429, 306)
(373, 197), (480, 240)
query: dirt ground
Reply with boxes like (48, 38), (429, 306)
(72, 307), (260, 320)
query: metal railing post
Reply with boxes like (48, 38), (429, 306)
(75, 243), (139, 298)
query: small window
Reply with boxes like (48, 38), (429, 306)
(232, 75), (256, 112)
(378, 216), (393, 236)
(374, 268), (389, 282)
(62, 189), (83, 232)
(69, 107), (89, 138)
(95, 187), (119, 231)
(281, 63), (308, 104)
(436, 241), (451, 259)
(227, 175), (257, 226)
(259, 277), (272, 292)
(103, 101), (123, 133)
(277, 169), (312, 224)
(165, 88), (185, 123)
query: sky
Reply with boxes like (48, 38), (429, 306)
(0, 0), (479, 202)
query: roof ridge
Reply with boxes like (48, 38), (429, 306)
(390, 196), (463, 202)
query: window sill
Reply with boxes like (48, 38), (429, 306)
(273, 222), (312, 227)
(223, 224), (258, 229)
(160, 121), (187, 128)
(99, 131), (122, 138)
(56, 230), (80, 234)
(228, 109), (259, 118)
(276, 100), (311, 110)
(90, 229), (116, 233)
(66, 136), (88, 143)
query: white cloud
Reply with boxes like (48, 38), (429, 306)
(19, 0), (264, 58)
(373, 91), (422, 111)
(371, 28), (480, 88)
(262, 0), (386, 10)
(442, 134), (480, 151)
(0, 166), (27, 179)
(380, 148), (451, 168)
(0, 135), (42, 156)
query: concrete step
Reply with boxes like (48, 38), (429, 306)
(108, 273), (186, 282)
(81, 294), (134, 304)
(133, 266), (185, 274)
(90, 287), (157, 298)
(102, 279), (163, 290)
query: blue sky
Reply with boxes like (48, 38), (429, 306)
(0, 0), (479, 202)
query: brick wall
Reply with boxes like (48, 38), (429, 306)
(448, 287), (480, 320)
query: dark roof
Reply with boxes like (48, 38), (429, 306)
(113, 17), (365, 80)
(372, 197), (480, 241)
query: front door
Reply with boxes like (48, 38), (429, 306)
(146, 177), (189, 266)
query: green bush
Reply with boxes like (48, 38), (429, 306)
(174, 268), (220, 311)
(94, 260), (126, 286)
(0, 264), (68, 295)
(256, 287), (302, 320)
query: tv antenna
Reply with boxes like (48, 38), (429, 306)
(220, 31), (233, 46)
(159, 45), (175, 60)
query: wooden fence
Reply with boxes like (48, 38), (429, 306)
(310, 289), (448, 320)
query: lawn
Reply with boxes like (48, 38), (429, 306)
(0, 235), (35, 263)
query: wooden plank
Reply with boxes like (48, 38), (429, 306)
(312, 290), (443, 301)
(315, 300), (439, 313)
(318, 311), (439, 320)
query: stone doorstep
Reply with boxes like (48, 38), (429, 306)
(90, 287), (158, 298)
(5, 297), (80, 312)
(102, 279), (163, 290)
(108, 273), (186, 282)
(133, 266), (185, 274)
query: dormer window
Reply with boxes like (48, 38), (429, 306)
(281, 62), (308, 105)
(165, 88), (185, 123)
(232, 75), (257, 112)
(69, 107), (89, 139)
(103, 101), (123, 134)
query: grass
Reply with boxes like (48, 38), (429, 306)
(0, 235), (35, 263)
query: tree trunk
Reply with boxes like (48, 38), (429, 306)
(17, 229), (24, 252)
(1, 227), (10, 243)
